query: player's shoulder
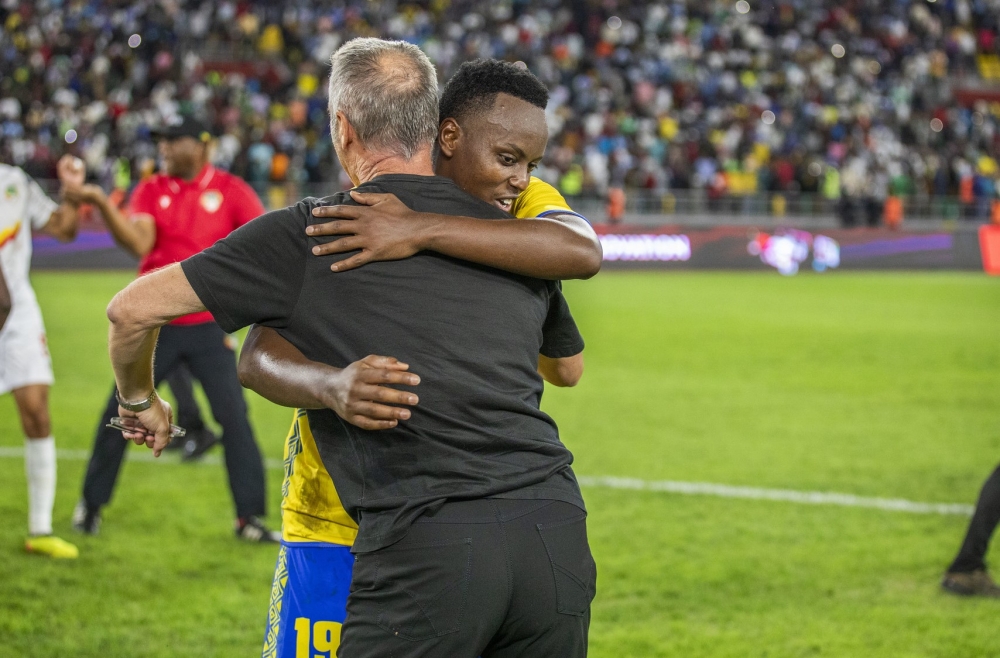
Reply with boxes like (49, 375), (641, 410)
(512, 176), (576, 219)
(233, 194), (339, 238)
(300, 191), (353, 227)
(0, 163), (29, 188)
(210, 167), (253, 191)
(524, 176), (560, 196)
(134, 173), (168, 192)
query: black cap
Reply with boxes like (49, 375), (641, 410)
(150, 116), (213, 142)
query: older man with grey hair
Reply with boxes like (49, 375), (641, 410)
(105, 38), (595, 657)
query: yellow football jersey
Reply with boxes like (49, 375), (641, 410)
(280, 410), (358, 544)
(511, 177), (578, 219)
(279, 177), (583, 545)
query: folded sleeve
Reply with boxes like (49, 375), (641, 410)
(180, 204), (308, 333)
(540, 282), (585, 358)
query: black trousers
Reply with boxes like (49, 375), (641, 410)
(948, 462), (1000, 573)
(81, 323), (267, 519)
(163, 364), (205, 432)
(340, 499), (595, 658)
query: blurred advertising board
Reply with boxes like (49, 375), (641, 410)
(980, 225), (1000, 275)
(596, 225), (986, 274)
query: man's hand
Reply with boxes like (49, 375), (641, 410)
(62, 183), (106, 206)
(117, 397), (175, 458)
(322, 355), (420, 430)
(307, 191), (431, 273)
(56, 155), (85, 189)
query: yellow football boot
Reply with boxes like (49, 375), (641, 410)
(24, 535), (79, 559)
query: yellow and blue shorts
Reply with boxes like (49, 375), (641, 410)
(262, 541), (355, 658)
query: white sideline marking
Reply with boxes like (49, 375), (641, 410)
(0, 448), (974, 516)
(576, 475), (974, 516)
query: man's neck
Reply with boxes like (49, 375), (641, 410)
(173, 162), (209, 182)
(352, 149), (434, 185)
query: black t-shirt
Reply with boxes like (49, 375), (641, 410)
(181, 174), (586, 552)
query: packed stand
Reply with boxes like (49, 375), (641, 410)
(1, 0), (1000, 223)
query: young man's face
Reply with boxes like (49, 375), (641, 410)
(437, 93), (548, 212)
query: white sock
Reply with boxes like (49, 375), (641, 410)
(24, 437), (56, 536)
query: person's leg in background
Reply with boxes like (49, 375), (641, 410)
(73, 326), (184, 536)
(14, 384), (77, 558)
(943, 463), (1000, 597)
(3, 302), (78, 558)
(162, 363), (219, 460)
(181, 323), (274, 541)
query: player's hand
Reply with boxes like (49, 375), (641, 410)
(117, 397), (174, 457)
(61, 183), (105, 206)
(56, 155), (86, 188)
(323, 355), (420, 430)
(307, 191), (429, 272)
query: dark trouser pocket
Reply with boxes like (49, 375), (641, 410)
(537, 515), (597, 616)
(355, 537), (472, 641)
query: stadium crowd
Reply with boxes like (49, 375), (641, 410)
(2, 0), (1000, 220)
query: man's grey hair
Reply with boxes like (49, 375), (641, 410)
(328, 38), (439, 159)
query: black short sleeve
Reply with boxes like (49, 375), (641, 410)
(540, 283), (584, 358)
(180, 203), (309, 333)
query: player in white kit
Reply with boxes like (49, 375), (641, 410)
(0, 156), (85, 558)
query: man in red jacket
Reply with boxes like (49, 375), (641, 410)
(66, 116), (277, 542)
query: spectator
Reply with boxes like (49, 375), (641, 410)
(2, 0), (1000, 209)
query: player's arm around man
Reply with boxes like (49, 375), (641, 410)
(306, 188), (601, 279)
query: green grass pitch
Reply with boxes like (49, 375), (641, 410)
(0, 270), (998, 657)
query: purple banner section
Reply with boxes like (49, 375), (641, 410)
(32, 230), (137, 270)
(839, 234), (953, 261)
(33, 230), (116, 255)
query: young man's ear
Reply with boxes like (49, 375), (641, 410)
(437, 118), (462, 159)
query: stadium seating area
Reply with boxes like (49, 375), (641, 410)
(2, 0), (1000, 219)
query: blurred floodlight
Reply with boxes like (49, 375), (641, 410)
(736, 1), (751, 14)
(929, 118), (943, 132)
(761, 110), (776, 125)
(64, 129), (78, 144)
(831, 44), (845, 58)
(128, 34), (141, 48)
(607, 16), (622, 30)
